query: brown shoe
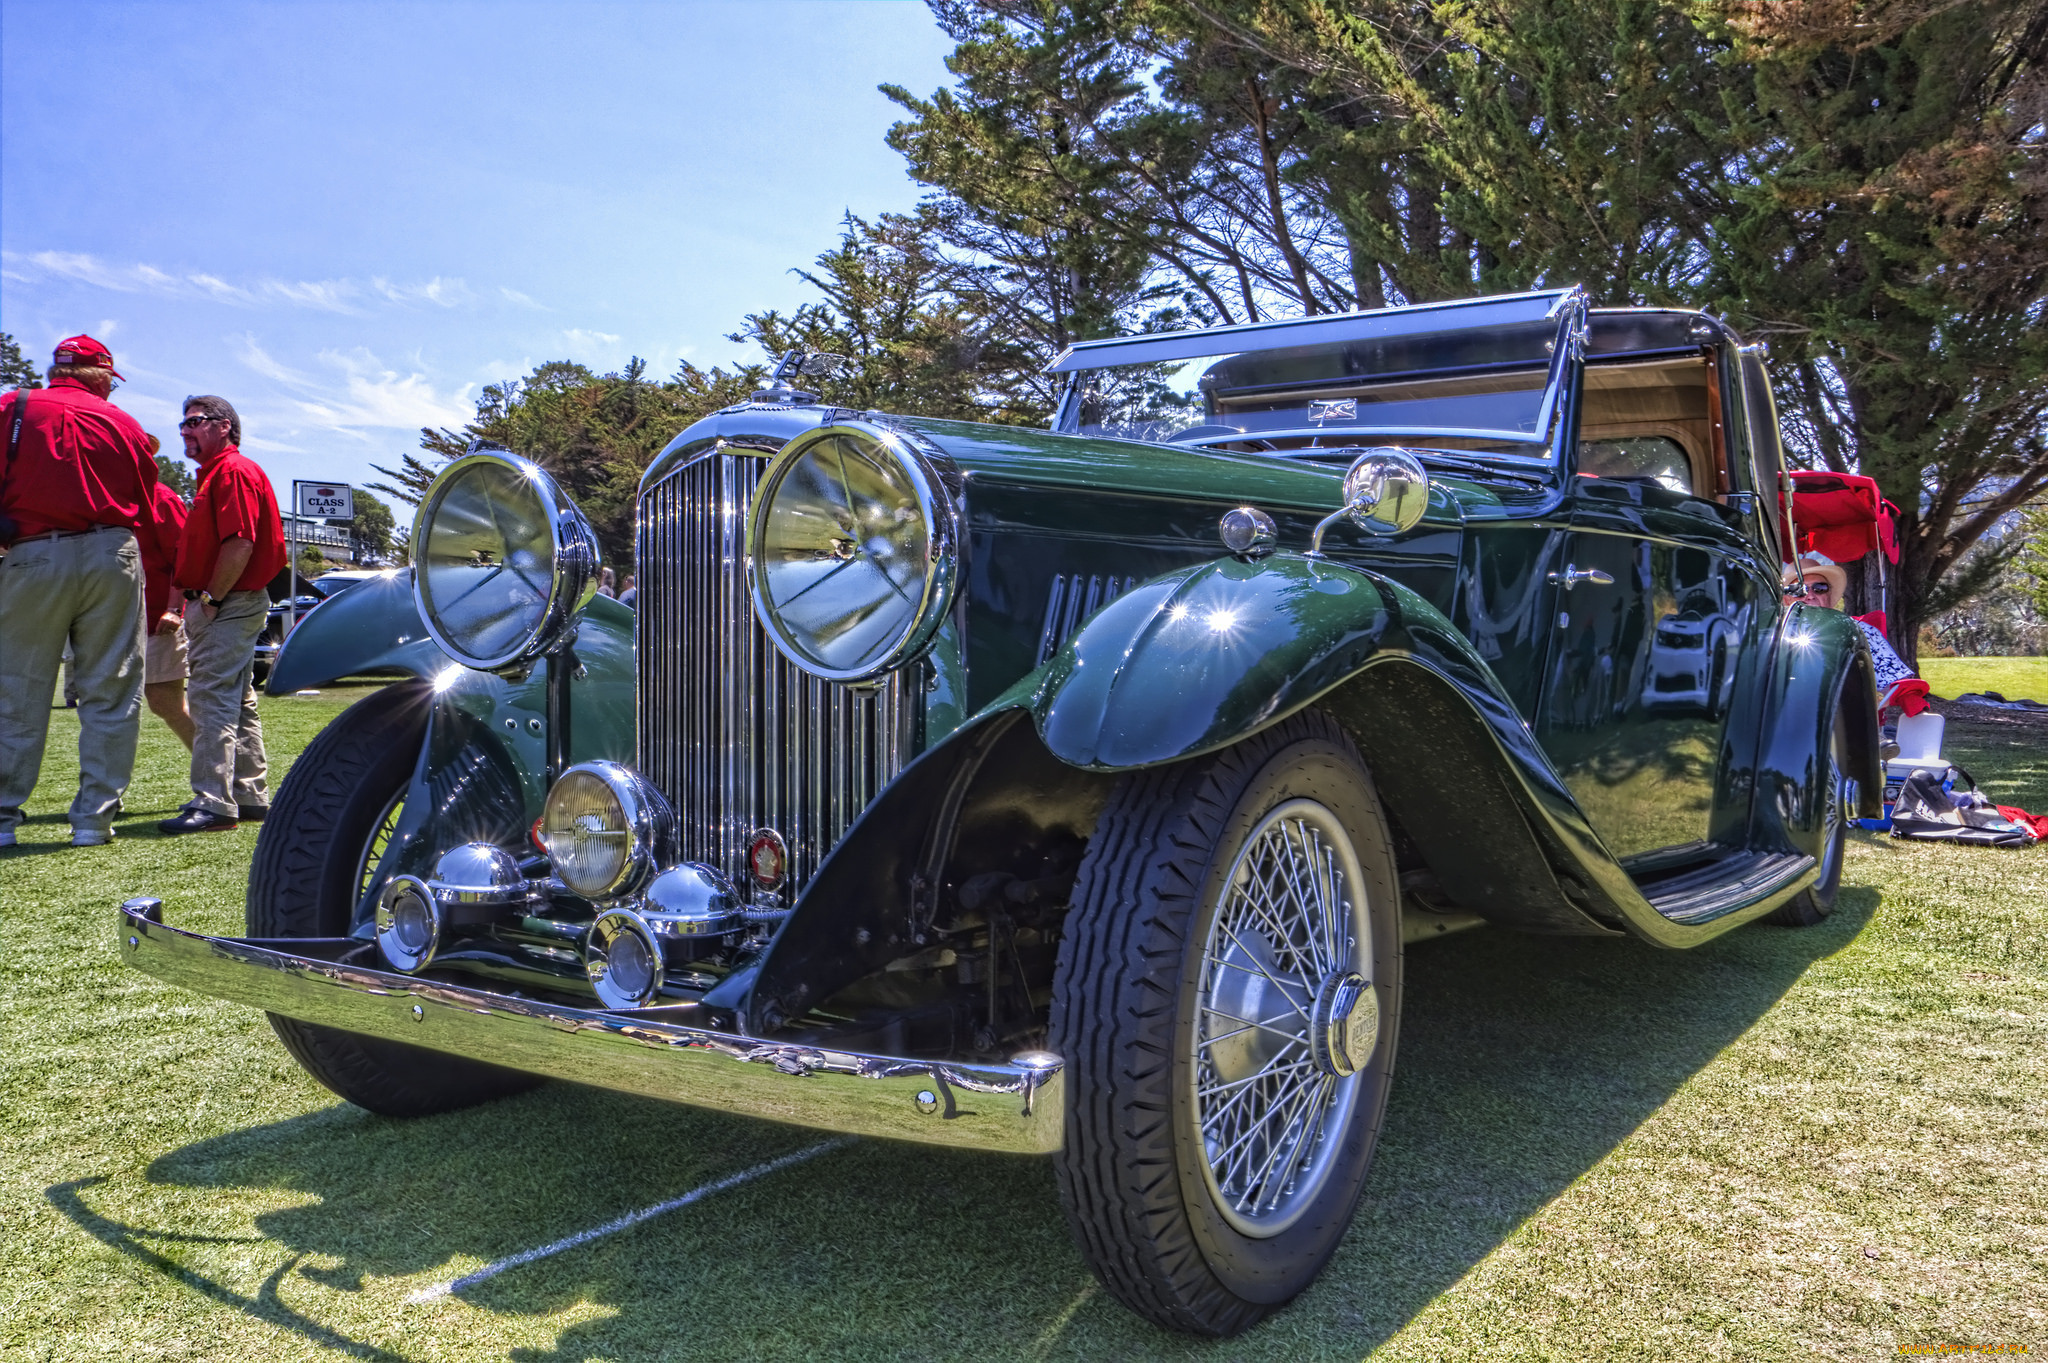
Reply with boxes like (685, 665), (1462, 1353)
(159, 808), (238, 835)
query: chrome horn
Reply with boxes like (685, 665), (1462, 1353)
(584, 863), (742, 1009)
(375, 842), (536, 974)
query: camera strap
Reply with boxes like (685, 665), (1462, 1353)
(3, 388), (23, 487)
(0, 388), (27, 546)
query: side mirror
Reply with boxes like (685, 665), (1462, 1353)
(1310, 448), (1431, 554)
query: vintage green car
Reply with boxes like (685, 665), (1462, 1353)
(118, 287), (1880, 1336)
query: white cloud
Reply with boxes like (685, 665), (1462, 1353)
(498, 286), (544, 310)
(1, 250), (492, 318)
(374, 276), (472, 307)
(233, 335), (474, 442)
(562, 328), (622, 360)
(186, 273), (255, 305)
(262, 278), (358, 312)
(236, 334), (312, 386)
(304, 347), (475, 433)
(236, 432), (316, 456)
(24, 251), (139, 292)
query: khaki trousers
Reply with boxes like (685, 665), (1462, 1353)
(0, 527), (146, 837)
(182, 590), (270, 818)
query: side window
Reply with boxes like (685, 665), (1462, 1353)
(1579, 434), (1694, 492)
(1578, 358), (1718, 497)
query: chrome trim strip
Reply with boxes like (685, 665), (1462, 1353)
(1045, 287), (1576, 373)
(118, 905), (1063, 1155)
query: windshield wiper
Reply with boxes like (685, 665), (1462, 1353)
(1408, 451), (1547, 487)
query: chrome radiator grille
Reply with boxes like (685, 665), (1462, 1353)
(636, 453), (919, 893)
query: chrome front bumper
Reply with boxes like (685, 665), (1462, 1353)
(116, 900), (1063, 1154)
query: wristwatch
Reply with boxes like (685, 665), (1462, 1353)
(200, 590), (223, 609)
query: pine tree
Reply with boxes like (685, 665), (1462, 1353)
(897, 0), (2048, 666)
(0, 332), (43, 389)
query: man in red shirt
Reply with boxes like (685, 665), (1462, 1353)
(0, 335), (178, 848)
(161, 395), (286, 834)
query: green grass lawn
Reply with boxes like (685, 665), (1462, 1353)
(1921, 655), (2048, 703)
(4, 690), (2045, 1360)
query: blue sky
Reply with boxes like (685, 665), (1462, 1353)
(1, 1), (956, 502)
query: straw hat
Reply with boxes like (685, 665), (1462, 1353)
(1788, 551), (1848, 596)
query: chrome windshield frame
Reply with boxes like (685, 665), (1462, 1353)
(1049, 288), (1589, 466)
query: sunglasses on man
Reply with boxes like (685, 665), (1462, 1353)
(1794, 579), (1833, 598)
(178, 415), (227, 430)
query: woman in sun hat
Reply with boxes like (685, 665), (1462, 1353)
(1789, 550), (1915, 692)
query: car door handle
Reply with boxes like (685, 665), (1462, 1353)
(1548, 564), (1615, 588)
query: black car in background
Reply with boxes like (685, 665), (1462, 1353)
(251, 570), (386, 684)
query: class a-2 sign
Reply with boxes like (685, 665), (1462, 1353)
(295, 481), (355, 520)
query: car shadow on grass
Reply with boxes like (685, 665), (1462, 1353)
(47, 888), (1876, 1362)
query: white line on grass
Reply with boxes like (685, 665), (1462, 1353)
(407, 1136), (855, 1303)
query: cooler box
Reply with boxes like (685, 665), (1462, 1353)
(1857, 755), (1953, 832)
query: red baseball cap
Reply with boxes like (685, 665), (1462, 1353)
(53, 334), (123, 380)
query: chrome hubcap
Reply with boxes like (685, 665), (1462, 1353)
(1192, 798), (1371, 1238)
(1309, 970), (1377, 1078)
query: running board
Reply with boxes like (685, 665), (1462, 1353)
(1637, 850), (1815, 924)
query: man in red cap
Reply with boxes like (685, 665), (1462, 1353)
(0, 335), (177, 848)
(161, 395), (285, 834)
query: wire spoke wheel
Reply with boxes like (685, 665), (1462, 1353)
(355, 789), (406, 904)
(1051, 710), (1401, 1336)
(1193, 799), (1369, 1237)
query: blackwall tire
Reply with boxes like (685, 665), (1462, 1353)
(1767, 684), (1851, 927)
(1049, 709), (1402, 1336)
(247, 681), (540, 1116)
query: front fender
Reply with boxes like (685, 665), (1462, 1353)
(267, 574), (638, 808)
(265, 570), (448, 694)
(300, 592), (639, 928)
(1020, 553), (1425, 769)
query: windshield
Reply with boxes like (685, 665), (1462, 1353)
(1051, 292), (1575, 464)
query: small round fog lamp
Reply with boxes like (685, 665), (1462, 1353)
(375, 875), (439, 974)
(539, 761), (675, 901)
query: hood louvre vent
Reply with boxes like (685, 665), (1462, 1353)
(1036, 574), (1136, 667)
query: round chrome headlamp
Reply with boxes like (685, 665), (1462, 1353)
(746, 422), (958, 682)
(538, 761), (675, 901)
(411, 449), (600, 673)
